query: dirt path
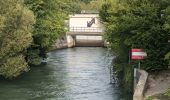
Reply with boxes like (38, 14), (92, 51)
(144, 70), (170, 99)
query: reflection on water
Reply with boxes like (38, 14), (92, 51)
(0, 47), (131, 100)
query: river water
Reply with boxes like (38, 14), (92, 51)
(0, 47), (131, 100)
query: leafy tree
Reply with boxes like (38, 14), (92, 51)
(100, 0), (170, 71)
(58, 0), (82, 14)
(24, 0), (66, 65)
(100, 0), (170, 92)
(0, 0), (106, 79)
(0, 0), (35, 79)
(80, 0), (92, 4)
(100, 0), (133, 92)
(24, 0), (85, 65)
(80, 0), (105, 10)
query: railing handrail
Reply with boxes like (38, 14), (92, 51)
(69, 27), (104, 32)
(69, 27), (102, 29)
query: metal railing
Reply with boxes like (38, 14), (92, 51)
(69, 27), (104, 32)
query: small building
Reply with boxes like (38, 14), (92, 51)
(66, 13), (104, 47)
(68, 14), (103, 32)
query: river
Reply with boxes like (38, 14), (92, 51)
(0, 47), (131, 100)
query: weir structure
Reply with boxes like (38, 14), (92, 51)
(66, 14), (105, 47)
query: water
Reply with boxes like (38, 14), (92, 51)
(0, 47), (131, 100)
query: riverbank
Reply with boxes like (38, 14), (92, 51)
(144, 70), (170, 100)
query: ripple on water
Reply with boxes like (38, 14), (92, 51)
(0, 47), (131, 100)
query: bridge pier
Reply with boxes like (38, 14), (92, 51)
(66, 35), (76, 48)
(66, 35), (106, 47)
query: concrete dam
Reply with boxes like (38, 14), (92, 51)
(66, 14), (105, 47)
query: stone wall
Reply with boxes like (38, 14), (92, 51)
(54, 37), (68, 49)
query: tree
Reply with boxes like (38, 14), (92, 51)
(99, 0), (170, 92)
(80, 0), (92, 4)
(100, 0), (170, 71)
(0, 0), (35, 79)
(80, 0), (105, 10)
(100, 0), (133, 92)
(25, 0), (66, 65)
(24, 0), (87, 65)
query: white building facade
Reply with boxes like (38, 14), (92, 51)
(67, 14), (104, 47)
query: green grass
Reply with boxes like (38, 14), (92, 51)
(165, 87), (170, 98)
(146, 93), (170, 100)
(146, 96), (154, 100)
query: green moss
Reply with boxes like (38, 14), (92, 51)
(146, 93), (170, 100)
(165, 87), (170, 98)
(146, 96), (154, 100)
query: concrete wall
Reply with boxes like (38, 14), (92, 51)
(69, 14), (101, 28)
(66, 35), (75, 48)
(76, 36), (102, 40)
(66, 14), (105, 47)
(133, 69), (148, 100)
(76, 40), (104, 47)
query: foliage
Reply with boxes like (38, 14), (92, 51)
(165, 87), (170, 98)
(0, 55), (29, 79)
(0, 0), (109, 79)
(0, 0), (35, 79)
(100, 0), (170, 92)
(59, 0), (82, 14)
(80, 0), (92, 4)
(100, 0), (132, 92)
(146, 96), (154, 100)
(24, 0), (68, 65)
(24, 0), (87, 65)
(80, 0), (105, 10)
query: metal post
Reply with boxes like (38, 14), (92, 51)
(138, 61), (140, 69)
(134, 68), (137, 92)
(129, 48), (131, 64)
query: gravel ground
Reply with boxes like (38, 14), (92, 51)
(144, 70), (170, 100)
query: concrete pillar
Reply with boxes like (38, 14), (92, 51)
(72, 35), (76, 46)
(66, 35), (75, 48)
(104, 39), (110, 47)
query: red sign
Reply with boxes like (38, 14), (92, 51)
(131, 49), (147, 60)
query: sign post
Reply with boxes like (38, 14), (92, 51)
(132, 48), (147, 92)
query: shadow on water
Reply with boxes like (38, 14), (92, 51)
(0, 61), (69, 100)
(0, 47), (132, 100)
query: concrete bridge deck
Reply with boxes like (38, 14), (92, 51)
(67, 27), (104, 36)
(67, 32), (103, 36)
